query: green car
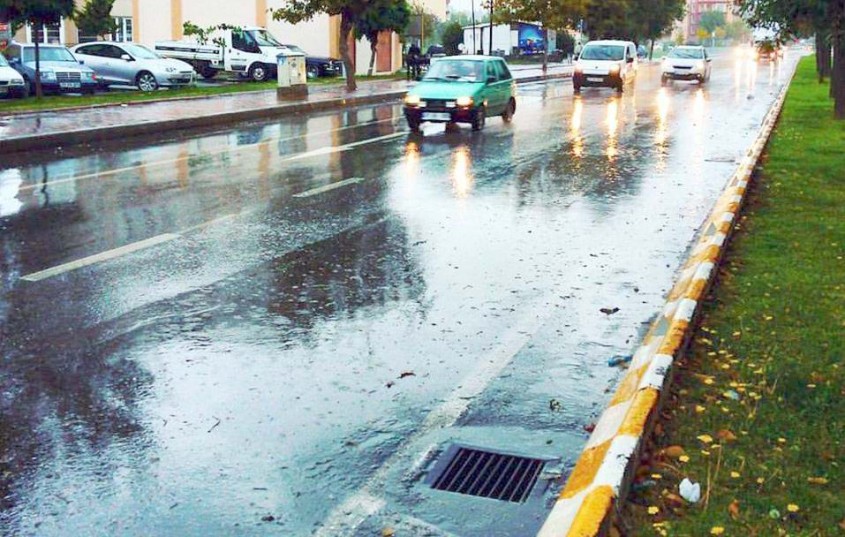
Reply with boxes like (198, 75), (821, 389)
(403, 56), (517, 132)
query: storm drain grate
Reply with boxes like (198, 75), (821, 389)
(430, 446), (545, 503)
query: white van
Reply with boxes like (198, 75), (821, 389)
(573, 40), (638, 93)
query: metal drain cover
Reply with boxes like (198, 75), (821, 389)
(428, 445), (547, 503)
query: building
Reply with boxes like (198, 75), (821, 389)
(3, 0), (448, 75)
(682, 0), (736, 42)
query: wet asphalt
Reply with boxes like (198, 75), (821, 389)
(0, 52), (796, 536)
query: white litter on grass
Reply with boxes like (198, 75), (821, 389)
(679, 478), (701, 503)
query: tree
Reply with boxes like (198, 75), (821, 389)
(441, 19), (463, 55)
(496, 0), (587, 71)
(699, 10), (726, 35)
(628, 0), (685, 57)
(74, 0), (116, 40)
(355, 0), (410, 76)
(0, 0), (76, 98)
(272, 1), (373, 91)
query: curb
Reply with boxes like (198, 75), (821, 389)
(536, 66), (796, 537)
(0, 71), (571, 156)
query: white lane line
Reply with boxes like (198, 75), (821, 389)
(180, 213), (240, 233)
(18, 117), (403, 193)
(314, 293), (559, 536)
(282, 132), (407, 162)
(21, 233), (180, 282)
(293, 177), (366, 198)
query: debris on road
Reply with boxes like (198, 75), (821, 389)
(600, 307), (620, 315)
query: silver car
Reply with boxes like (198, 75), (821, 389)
(71, 42), (195, 91)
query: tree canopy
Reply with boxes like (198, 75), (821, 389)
(354, 0), (410, 75)
(74, 0), (117, 40)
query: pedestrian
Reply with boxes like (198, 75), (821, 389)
(407, 42), (421, 80)
(574, 40), (583, 60)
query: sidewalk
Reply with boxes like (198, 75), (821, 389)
(0, 63), (571, 155)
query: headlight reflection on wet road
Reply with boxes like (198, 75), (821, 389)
(605, 98), (619, 161)
(570, 96), (584, 159)
(450, 145), (474, 199)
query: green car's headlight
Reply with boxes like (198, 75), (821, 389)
(404, 94), (421, 106)
(456, 96), (473, 107)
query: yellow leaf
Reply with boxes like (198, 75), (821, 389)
(711, 527), (725, 535)
(679, 455), (690, 463)
(651, 473), (663, 480)
(697, 434), (714, 443)
(704, 378), (715, 385)
(729, 499), (740, 519)
(787, 503), (799, 513)
(756, 477), (765, 484)
(695, 405), (707, 413)
(648, 506), (660, 515)
(807, 477), (828, 485)
(730, 471), (740, 478)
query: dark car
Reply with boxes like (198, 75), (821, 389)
(3, 42), (98, 95)
(281, 44), (343, 79)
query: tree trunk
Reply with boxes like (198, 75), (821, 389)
(542, 28), (548, 72)
(816, 33), (831, 82)
(34, 27), (42, 99)
(339, 14), (356, 92)
(368, 40), (376, 77)
(833, 32), (845, 119)
(649, 39), (655, 61)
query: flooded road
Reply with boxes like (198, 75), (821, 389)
(0, 52), (796, 536)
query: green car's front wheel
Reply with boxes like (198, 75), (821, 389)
(406, 116), (421, 133)
(502, 98), (515, 123)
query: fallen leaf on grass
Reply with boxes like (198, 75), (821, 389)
(648, 506), (660, 515)
(663, 445), (686, 458)
(717, 429), (737, 442)
(710, 527), (725, 535)
(807, 477), (828, 485)
(787, 504), (800, 513)
(697, 434), (714, 444)
(729, 499), (740, 519)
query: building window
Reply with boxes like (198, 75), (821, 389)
(26, 21), (64, 44)
(113, 17), (133, 42)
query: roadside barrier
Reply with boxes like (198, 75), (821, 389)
(537, 64), (796, 537)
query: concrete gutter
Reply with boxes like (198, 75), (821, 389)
(535, 64), (797, 537)
(0, 71), (570, 156)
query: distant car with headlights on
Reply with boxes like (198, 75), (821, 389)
(0, 53), (26, 98)
(71, 42), (195, 91)
(661, 45), (712, 85)
(403, 56), (516, 133)
(573, 40), (638, 93)
(3, 42), (98, 95)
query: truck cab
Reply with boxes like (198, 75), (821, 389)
(155, 26), (288, 82)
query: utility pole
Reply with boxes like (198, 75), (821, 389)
(471, 0), (476, 54)
(488, 0), (493, 55)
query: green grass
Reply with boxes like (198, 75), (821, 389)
(621, 56), (845, 536)
(0, 72), (404, 114)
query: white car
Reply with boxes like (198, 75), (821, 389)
(71, 42), (195, 91)
(661, 45), (712, 85)
(573, 40), (638, 93)
(0, 53), (27, 98)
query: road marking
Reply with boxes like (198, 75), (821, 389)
(293, 177), (366, 198)
(282, 132), (407, 162)
(21, 233), (180, 282)
(18, 117), (403, 193)
(179, 213), (240, 233)
(314, 293), (559, 536)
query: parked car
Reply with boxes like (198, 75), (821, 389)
(0, 53), (27, 98)
(71, 42), (195, 91)
(3, 42), (98, 95)
(573, 40), (638, 93)
(403, 56), (516, 133)
(278, 44), (342, 79)
(661, 45), (711, 85)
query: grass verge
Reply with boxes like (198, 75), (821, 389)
(0, 73), (403, 115)
(620, 56), (845, 536)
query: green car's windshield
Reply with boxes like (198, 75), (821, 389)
(424, 59), (484, 82)
(668, 47), (704, 59)
(580, 45), (625, 61)
(23, 47), (77, 63)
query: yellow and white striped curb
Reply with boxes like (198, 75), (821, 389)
(537, 70), (796, 537)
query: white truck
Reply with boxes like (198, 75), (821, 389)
(154, 26), (287, 82)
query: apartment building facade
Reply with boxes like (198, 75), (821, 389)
(4, 0), (448, 75)
(683, 0), (736, 41)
